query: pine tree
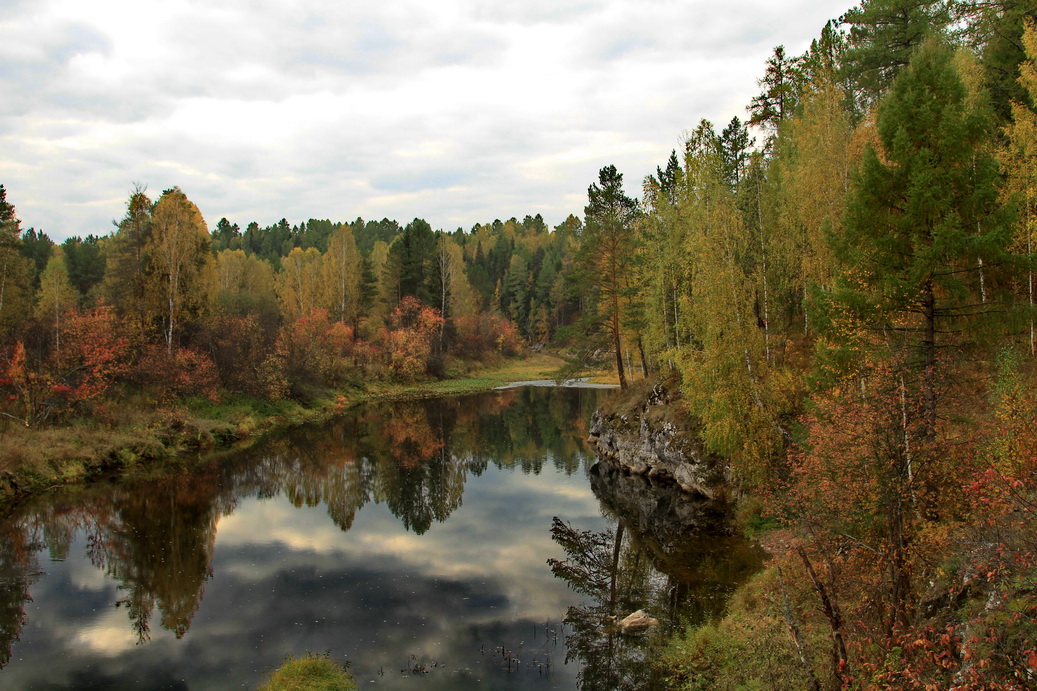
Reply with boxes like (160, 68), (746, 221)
(62, 235), (106, 302)
(19, 228), (54, 289)
(719, 117), (755, 189)
(748, 46), (801, 140)
(839, 0), (951, 111)
(0, 185), (30, 337)
(957, 0), (1037, 121)
(821, 39), (1015, 442)
(578, 165), (640, 389)
(386, 218), (437, 307)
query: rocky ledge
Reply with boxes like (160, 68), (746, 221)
(586, 383), (729, 501)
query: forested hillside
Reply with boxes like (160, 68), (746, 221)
(638, 2), (1036, 688)
(2, 0), (1037, 686)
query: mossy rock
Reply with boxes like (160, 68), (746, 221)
(260, 652), (355, 691)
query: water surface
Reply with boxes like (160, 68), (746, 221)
(0, 387), (762, 690)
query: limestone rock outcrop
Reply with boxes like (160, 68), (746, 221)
(586, 383), (729, 501)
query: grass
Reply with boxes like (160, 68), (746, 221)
(469, 351), (571, 382)
(259, 652), (355, 691)
(0, 352), (574, 506)
(584, 369), (622, 386)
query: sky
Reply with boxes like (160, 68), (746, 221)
(1, 0), (855, 242)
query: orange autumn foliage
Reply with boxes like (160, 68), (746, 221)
(382, 404), (445, 469)
(264, 309), (354, 398)
(383, 296), (444, 379)
(58, 305), (129, 406)
(453, 313), (522, 359)
(131, 345), (220, 403)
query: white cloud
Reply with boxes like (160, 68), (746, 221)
(71, 610), (147, 656)
(1, 0), (855, 240)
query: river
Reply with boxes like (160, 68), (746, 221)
(0, 386), (762, 690)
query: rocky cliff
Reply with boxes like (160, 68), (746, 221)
(586, 383), (730, 501)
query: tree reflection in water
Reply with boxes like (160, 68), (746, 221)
(0, 386), (766, 687)
(551, 461), (766, 690)
(0, 519), (43, 666)
(549, 517), (661, 690)
(90, 473), (226, 641)
(0, 386), (603, 666)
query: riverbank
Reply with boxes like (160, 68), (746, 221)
(0, 352), (572, 506)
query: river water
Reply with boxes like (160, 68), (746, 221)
(0, 387), (763, 690)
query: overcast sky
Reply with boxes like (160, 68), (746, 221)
(1, 0), (854, 242)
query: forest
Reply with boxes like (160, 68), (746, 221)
(1, 0), (1037, 687)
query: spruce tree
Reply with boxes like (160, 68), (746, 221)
(105, 185), (153, 336)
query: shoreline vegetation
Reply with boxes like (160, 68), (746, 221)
(0, 352), (592, 507)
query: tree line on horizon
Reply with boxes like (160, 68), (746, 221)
(0, 180), (592, 416)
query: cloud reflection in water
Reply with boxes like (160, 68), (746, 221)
(0, 388), (608, 690)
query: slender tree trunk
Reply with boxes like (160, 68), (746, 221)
(977, 255), (987, 304)
(0, 253), (8, 318)
(614, 332), (626, 389)
(804, 283), (809, 337)
(673, 277), (680, 352)
(1030, 258), (1034, 356)
(899, 373), (919, 517)
(888, 493), (912, 635)
(339, 251), (348, 323)
(637, 336), (649, 378)
(608, 521), (624, 614)
(1028, 202), (1034, 356)
(166, 266), (177, 353)
(612, 293), (626, 390)
(921, 278), (937, 444)
(798, 546), (849, 688)
(974, 162), (987, 305)
(777, 564), (822, 691)
(53, 295), (61, 359)
(439, 251), (449, 354)
(757, 174), (771, 363)
(135, 243), (147, 337)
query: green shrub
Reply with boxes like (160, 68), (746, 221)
(660, 567), (828, 690)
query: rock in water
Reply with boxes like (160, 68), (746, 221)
(618, 609), (659, 633)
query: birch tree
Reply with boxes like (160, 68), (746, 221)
(1002, 20), (1037, 355)
(277, 247), (325, 323)
(322, 225), (361, 327)
(35, 251), (78, 358)
(148, 187), (214, 352)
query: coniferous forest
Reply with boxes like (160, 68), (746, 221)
(2, 0), (1037, 687)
